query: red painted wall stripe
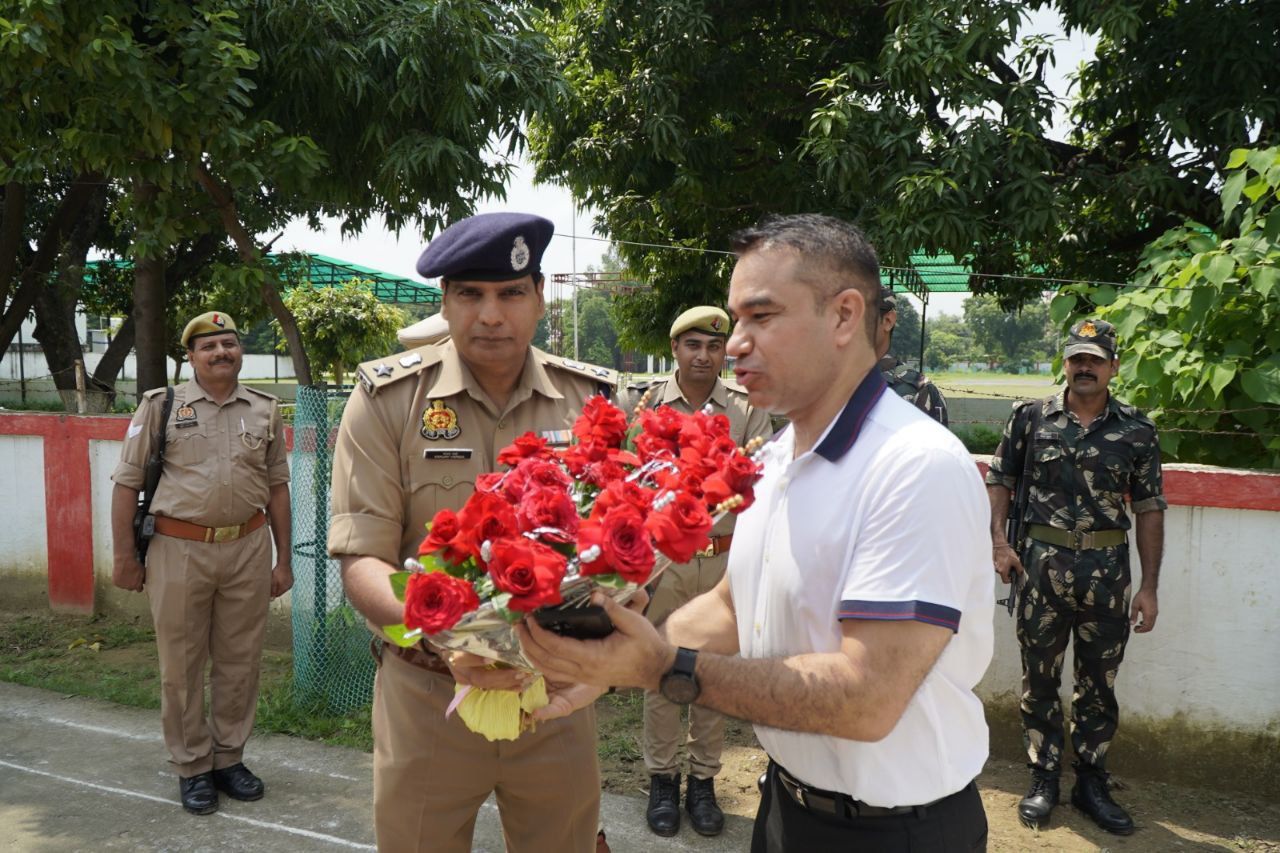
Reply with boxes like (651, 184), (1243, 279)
(1, 413), (1276, 613)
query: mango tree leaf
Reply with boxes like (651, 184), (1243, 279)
(1251, 264), (1279, 298)
(1202, 254), (1235, 285)
(382, 623), (423, 648)
(1240, 355), (1280, 404)
(389, 571), (410, 602)
(1049, 293), (1077, 325)
(1221, 170), (1247, 221)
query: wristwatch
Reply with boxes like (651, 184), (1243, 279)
(658, 647), (701, 704)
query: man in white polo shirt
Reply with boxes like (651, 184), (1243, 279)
(519, 213), (993, 851)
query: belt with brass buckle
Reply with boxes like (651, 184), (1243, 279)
(153, 511), (267, 544)
(1027, 524), (1126, 551)
(694, 534), (733, 559)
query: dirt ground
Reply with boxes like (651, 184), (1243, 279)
(595, 691), (1280, 852)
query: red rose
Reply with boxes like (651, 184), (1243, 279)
(457, 491), (519, 565)
(572, 395), (629, 447)
(517, 487), (581, 543)
(559, 439), (610, 477)
(583, 458), (628, 489)
(707, 435), (739, 462)
(635, 431), (679, 461)
(702, 473), (755, 513)
(497, 432), (552, 466)
(418, 508), (472, 566)
(638, 405), (683, 441)
(487, 538), (567, 611)
(719, 452), (761, 493)
(591, 480), (655, 519)
(599, 504), (656, 584)
(403, 571), (480, 635)
(576, 519), (613, 575)
(518, 458), (573, 491)
(646, 492), (714, 563)
(475, 471), (505, 493)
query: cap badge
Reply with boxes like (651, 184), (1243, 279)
(211, 313), (225, 328)
(1079, 320), (1097, 337)
(511, 235), (530, 271)
(421, 400), (462, 441)
(710, 317), (722, 331)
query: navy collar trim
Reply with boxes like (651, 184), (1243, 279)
(814, 366), (888, 462)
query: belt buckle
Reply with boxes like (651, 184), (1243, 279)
(212, 524), (240, 543)
(1068, 530), (1083, 550)
(694, 544), (715, 558)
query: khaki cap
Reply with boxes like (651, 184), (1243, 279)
(670, 306), (730, 340)
(397, 312), (451, 349)
(181, 311), (238, 348)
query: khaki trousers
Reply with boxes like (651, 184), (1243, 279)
(373, 651), (601, 853)
(643, 554), (727, 779)
(146, 524), (271, 777)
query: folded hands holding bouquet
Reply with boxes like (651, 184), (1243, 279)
(383, 392), (766, 739)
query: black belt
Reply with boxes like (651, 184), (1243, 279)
(775, 763), (962, 820)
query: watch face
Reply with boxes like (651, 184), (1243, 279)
(660, 672), (700, 705)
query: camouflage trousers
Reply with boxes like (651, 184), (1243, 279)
(1015, 539), (1131, 775)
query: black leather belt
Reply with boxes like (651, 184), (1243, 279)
(775, 764), (958, 820)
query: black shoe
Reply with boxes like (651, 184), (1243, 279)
(646, 773), (681, 837)
(179, 772), (218, 815)
(212, 762), (265, 802)
(1017, 771), (1059, 829)
(1072, 768), (1134, 835)
(686, 775), (725, 837)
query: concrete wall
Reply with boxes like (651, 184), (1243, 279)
(0, 412), (1277, 794)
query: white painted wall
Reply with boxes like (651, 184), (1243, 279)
(1, 351), (295, 384)
(1, 431), (1276, 734)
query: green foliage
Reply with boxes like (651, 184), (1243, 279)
(531, 0), (1280, 347)
(1051, 146), (1280, 469)
(963, 294), (1054, 369)
(923, 313), (978, 371)
(888, 295), (922, 363)
(952, 424), (1003, 455)
(278, 279), (404, 387)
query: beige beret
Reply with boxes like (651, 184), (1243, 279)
(670, 306), (730, 339)
(181, 311), (238, 348)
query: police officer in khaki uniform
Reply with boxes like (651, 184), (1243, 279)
(874, 288), (948, 425)
(110, 311), (292, 815)
(622, 306), (773, 839)
(329, 213), (617, 853)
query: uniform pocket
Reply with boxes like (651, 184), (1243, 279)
(169, 423), (210, 465)
(408, 455), (479, 525)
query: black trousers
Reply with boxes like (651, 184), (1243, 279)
(751, 761), (988, 852)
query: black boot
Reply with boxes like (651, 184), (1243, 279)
(1017, 771), (1059, 829)
(646, 773), (681, 837)
(179, 772), (218, 815)
(1072, 766), (1134, 835)
(686, 775), (725, 837)
(211, 762), (264, 801)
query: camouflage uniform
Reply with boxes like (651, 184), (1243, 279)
(987, 389), (1166, 775)
(878, 355), (948, 425)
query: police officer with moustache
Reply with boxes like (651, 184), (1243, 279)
(987, 319), (1166, 836)
(110, 312), (292, 815)
(622, 306), (773, 839)
(875, 288), (948, 425)
(328, 213), (619, 853)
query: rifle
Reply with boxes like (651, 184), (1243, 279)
(1000, 401), (1041, 616)
(133, 386), (174, 562)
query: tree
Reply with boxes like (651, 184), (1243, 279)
(530, 0), (1280, 347)
(278, 280), (404, 387)
(888, 295), (922, 364)
(923, 313), (978, 371)
(1051, 146), (1280, 469)
(963, 294), (1053, 368)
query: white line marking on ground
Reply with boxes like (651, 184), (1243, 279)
(2, 709), (156, 742)
(0, 759), (375, 850)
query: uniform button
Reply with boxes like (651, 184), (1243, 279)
(442, 475), (454, 486)
(498, 419), (508, 430)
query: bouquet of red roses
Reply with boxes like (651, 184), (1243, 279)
(381, 393), (765, 739)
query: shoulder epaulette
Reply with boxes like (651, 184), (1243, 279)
(242, 385), (279, 402)
(722, 376), (749, 395)
(142, 387), (168, 401)
(1118, 400), (1156, 427)
(626, 379), (654, 393)
(355, 345), (443, 396)
(552, 357), (618, 385)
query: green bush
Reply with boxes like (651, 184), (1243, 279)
(952, 424), (1003, 454)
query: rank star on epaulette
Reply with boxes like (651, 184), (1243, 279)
(374, 363), (394, 377)
(421, 400), (462, 440)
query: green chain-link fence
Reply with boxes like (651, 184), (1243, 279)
(289, 385), (374, 713)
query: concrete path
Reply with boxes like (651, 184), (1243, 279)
(0, 681), (753, 851)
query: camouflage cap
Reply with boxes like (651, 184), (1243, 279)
(1064, 318), (1117, 360)
(181, 311), (238, 348)
(670, 306), (730, 339)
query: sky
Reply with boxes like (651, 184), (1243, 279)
(274, 8), (1096, 321)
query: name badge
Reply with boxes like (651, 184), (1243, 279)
(424, 448), (473, 461)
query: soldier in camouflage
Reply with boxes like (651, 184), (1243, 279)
(986, 318), (1166, 836)
(874, 288), (948, 425)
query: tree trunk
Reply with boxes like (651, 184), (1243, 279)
(0, 181), (27, 306)
(132, 183), (168, 397)
(33, 185), (107, 410)
(91, 313), (135, 410)
(0, 174), (102, 355)
(191, 161), (313, 385)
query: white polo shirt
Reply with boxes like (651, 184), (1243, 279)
(729, 367), (993, 808)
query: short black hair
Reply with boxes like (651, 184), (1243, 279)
(729, 214), (882, 336)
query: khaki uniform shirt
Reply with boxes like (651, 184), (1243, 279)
(620, 372), (774, 538)
(112, 380), (289, 528)
(327, 343), (618, 567)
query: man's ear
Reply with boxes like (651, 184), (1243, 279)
(670, 338), (679, 358)
(831, 287), (868, 348)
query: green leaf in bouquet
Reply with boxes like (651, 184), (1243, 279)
(593, 574), (630, 590)
(389, 571), (411, 602)
(490, 593), (523, 624)
(382, 623), (424, 648)
(474, 576), (496, 600)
